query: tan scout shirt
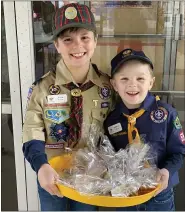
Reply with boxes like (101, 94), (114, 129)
(23, 59), (113, 160)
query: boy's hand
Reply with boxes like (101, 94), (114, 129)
(38, 164), (63, 197)
(154, 168), (169, 196)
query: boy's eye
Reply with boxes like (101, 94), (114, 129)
(137, 77), (145, 81)
(120, 77), (128, 81)
(63, 38), (72, 42)
(82, 36), (89, 40)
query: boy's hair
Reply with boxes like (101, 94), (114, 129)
(52, 3), (96, 40)
(55, 27), (97, 42)
(111, 48), (154, 78)
(112, 59), (154, 78)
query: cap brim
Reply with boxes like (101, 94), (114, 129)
(112, 55), (153, 76)
(52, 23), (96, 39)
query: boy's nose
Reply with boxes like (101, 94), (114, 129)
(73, 38), (83, 47)
(128, 80), (137, 87)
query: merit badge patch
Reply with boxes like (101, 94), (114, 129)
(65, 7), (77, 19)
(50, 123), (69, 142)
(101, 102), (109, 108)
(179, 130), (185, 144)
(45, 109), (69, 124)
(150, 107), (168, 123)
(49, 84), (61, 95)
(173, 116), (182, 129)
(98, 84), (111, 100)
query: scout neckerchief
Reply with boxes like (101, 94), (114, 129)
(63, 81), (94, 147)
(123, 95), (160, 144)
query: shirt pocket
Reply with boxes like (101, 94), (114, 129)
(91, 108), (109, 123)
(147, 131), (166, 160)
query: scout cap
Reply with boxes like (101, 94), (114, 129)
(111, 48), (154, 77)
(52, 3), (96, 39)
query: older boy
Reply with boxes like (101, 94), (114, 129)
(23, 3), (113, 211)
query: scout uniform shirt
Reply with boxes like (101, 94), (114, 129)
(104, 92), (185, 190)
(23, 59), (113, 160)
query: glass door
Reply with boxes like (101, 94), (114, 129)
(13, 0), (184, 210)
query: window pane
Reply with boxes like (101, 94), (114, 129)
(1, 114), (18, 211)
(1, 2), (11, 102)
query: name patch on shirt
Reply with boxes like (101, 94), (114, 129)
(108, 123), (122, 135)
(150, 107), (168, 123)
(47, 94), (67, 104)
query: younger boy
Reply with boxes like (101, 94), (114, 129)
(23, 3), (113, 211)
(104, 48), (185, 211)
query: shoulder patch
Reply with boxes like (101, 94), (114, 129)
(173, 116), (182, 129)
(27, 85), (35, 101)
(150, 107), (168, 123)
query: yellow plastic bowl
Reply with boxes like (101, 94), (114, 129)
(49, 155), (160, 207)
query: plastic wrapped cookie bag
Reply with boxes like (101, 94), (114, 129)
(111, 176), (141, 197)
(74, 174), (112, 196)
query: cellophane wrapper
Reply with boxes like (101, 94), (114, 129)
(58, 124), (158, 197)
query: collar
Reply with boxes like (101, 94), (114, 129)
(117, 92), (156, 115)
(55, 59), (104, 88)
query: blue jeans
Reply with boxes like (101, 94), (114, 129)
(116, 188), (175, 211)
(37, 181), (98, 211)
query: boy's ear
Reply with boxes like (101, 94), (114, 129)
(110, 79), (118, 92)
(54, 40), (60, 54)
(149, 77), (155, 90)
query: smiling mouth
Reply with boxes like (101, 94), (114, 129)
(126, 91), (139, 96)
(70, 52), (86, 58)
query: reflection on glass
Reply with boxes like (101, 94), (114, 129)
(90, 1), (166, 35)
(1, 2), (11, 102)
(1, 114), (18, 211)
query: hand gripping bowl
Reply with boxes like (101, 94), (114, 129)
(49, 155), (160, 207)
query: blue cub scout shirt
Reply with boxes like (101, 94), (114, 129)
(104, 92), (185, 190)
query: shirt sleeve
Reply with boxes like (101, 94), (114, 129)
(23, 84), (45, 143)
(163, 109), (185, 176)
(22, 84), (48, 172)
(23, 140), (48, 173)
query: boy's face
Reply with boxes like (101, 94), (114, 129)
(54, 28), (97, 68)
(111, 62), (155, 109)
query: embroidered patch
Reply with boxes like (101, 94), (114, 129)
(45, 109), (69, 124)
(45, 143), (65, 149)
(150, 107), (168, 123)
(101, 102), (109, 108)
(173, 116), (182, 129)
(27, 85), (34, 100)
(179, 130), (185, 144)
(65, 7), (77, 19)
(50, 123), (69, 142)
(122, 49), (132, 57)
(112, 131), (127, 137)
(49, 84), (61, 95)
(44, 103), (69, 108)
(98, 83), (111, 100)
